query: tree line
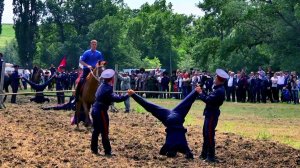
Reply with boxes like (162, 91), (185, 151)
(0, 0), (299, 73)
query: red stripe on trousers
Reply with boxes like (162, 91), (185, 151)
(209, 116), (214, 146)
(100, 111), (108, 138)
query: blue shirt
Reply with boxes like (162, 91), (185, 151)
(81, 49), (104, 69)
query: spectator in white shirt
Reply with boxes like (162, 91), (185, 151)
(271, 73), (279, 102)
(277, 71), (285, 92)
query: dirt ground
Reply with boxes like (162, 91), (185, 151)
(0, 96), (300, 168)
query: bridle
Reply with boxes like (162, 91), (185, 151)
(89, 65), (105, 82)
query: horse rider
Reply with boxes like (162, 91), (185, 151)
(198, 69), (229, 163)
(91, 69), (132, 156)
(76, 39), (104, 101)
(127, 86), (201, 159)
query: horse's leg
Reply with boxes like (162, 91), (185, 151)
(75, 101), (82, 128)
(87, 103), (92, 125)
(82, 102), (90, 127)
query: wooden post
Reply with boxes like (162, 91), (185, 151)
(110, 64), (119, 112)
(113, 64), (118, 91)
(0, 61), (6, 109)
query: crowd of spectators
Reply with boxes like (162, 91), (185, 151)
(2, 65), (299, 105)
(115, 67), (300, 104)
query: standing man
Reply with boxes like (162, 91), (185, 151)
(161, 72), (170, 98)
(118, 72), (131, 112)
(10, 65), (20, 104)
(76, 40), (104, 101)
(56, 66), (67, 104)
(91, 69), (131, 156)
(226, 71), (236, 102)
(198, 69), (229, 163)
(49, 64), (56, 91)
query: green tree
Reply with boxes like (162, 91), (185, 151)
(13, 0), (42, 68)
(141, 56), (161, 69)
(2, 39), (19, 64)
(0, 0), (4, 34)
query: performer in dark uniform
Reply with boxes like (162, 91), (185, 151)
(128, 86), (201, 159)
(198, 69), (229, 163)
(42, 96), (76, 111)
(10, 65), (20, 103)
(91, 69), (130, 156)
(49, 64), (56, 90)
(22, 74), (56, 103)
(56, 66), (67, 104)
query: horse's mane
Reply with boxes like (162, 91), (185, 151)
(86, 73), (93, 80)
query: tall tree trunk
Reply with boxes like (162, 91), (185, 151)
(0, 0), (4, 34)
(13, 0), (40, 68)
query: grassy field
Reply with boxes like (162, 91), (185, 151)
(114, 97), (300, 149)
(0, 24), (15, 48)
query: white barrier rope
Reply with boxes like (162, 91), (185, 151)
(0, 90), (75, 96)
(0, 90), (182, 96)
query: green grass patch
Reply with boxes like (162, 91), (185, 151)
(257, 130), (272, 141)
(126, 98), (300, 149)
(0, 24), (15, 48)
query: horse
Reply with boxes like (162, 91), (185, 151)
(75, 60), (106, 128)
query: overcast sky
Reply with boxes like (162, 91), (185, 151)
(2, 0), (203, 24)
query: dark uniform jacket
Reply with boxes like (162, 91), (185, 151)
(92, 82), (129, 115)
(199, 84), (225, 117)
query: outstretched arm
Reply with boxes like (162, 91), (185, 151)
(172, 87), (200, 117)
(128, 89), (170, 125)
(110, 93), (129, 103)
(22, 75), (55, 91)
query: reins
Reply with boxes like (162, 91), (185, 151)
(89, 67), (103, 82)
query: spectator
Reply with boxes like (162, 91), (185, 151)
(291, 75), (299, 104)
(182, 72), (190, 98)
(277, 71), (285, 93)
(118, 72), (131, 112)
(271, 73), (279, 102)
(177, 72), (183, 99)
(161, 72), (170, 98)
(10, 65), (20, 104)
(226, 71), (237, 102)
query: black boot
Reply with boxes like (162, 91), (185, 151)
(199, 152), (207, 160)
(166, 150), (177, 158)
(91, 145), (98, 155)
(185, 152), (194, 159)
(105, 151), (116, 157)
(159, 145), (168, 156)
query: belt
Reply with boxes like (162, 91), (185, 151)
(205, 106), (220, 111)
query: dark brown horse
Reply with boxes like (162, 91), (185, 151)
(75, 61), (106, 127)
